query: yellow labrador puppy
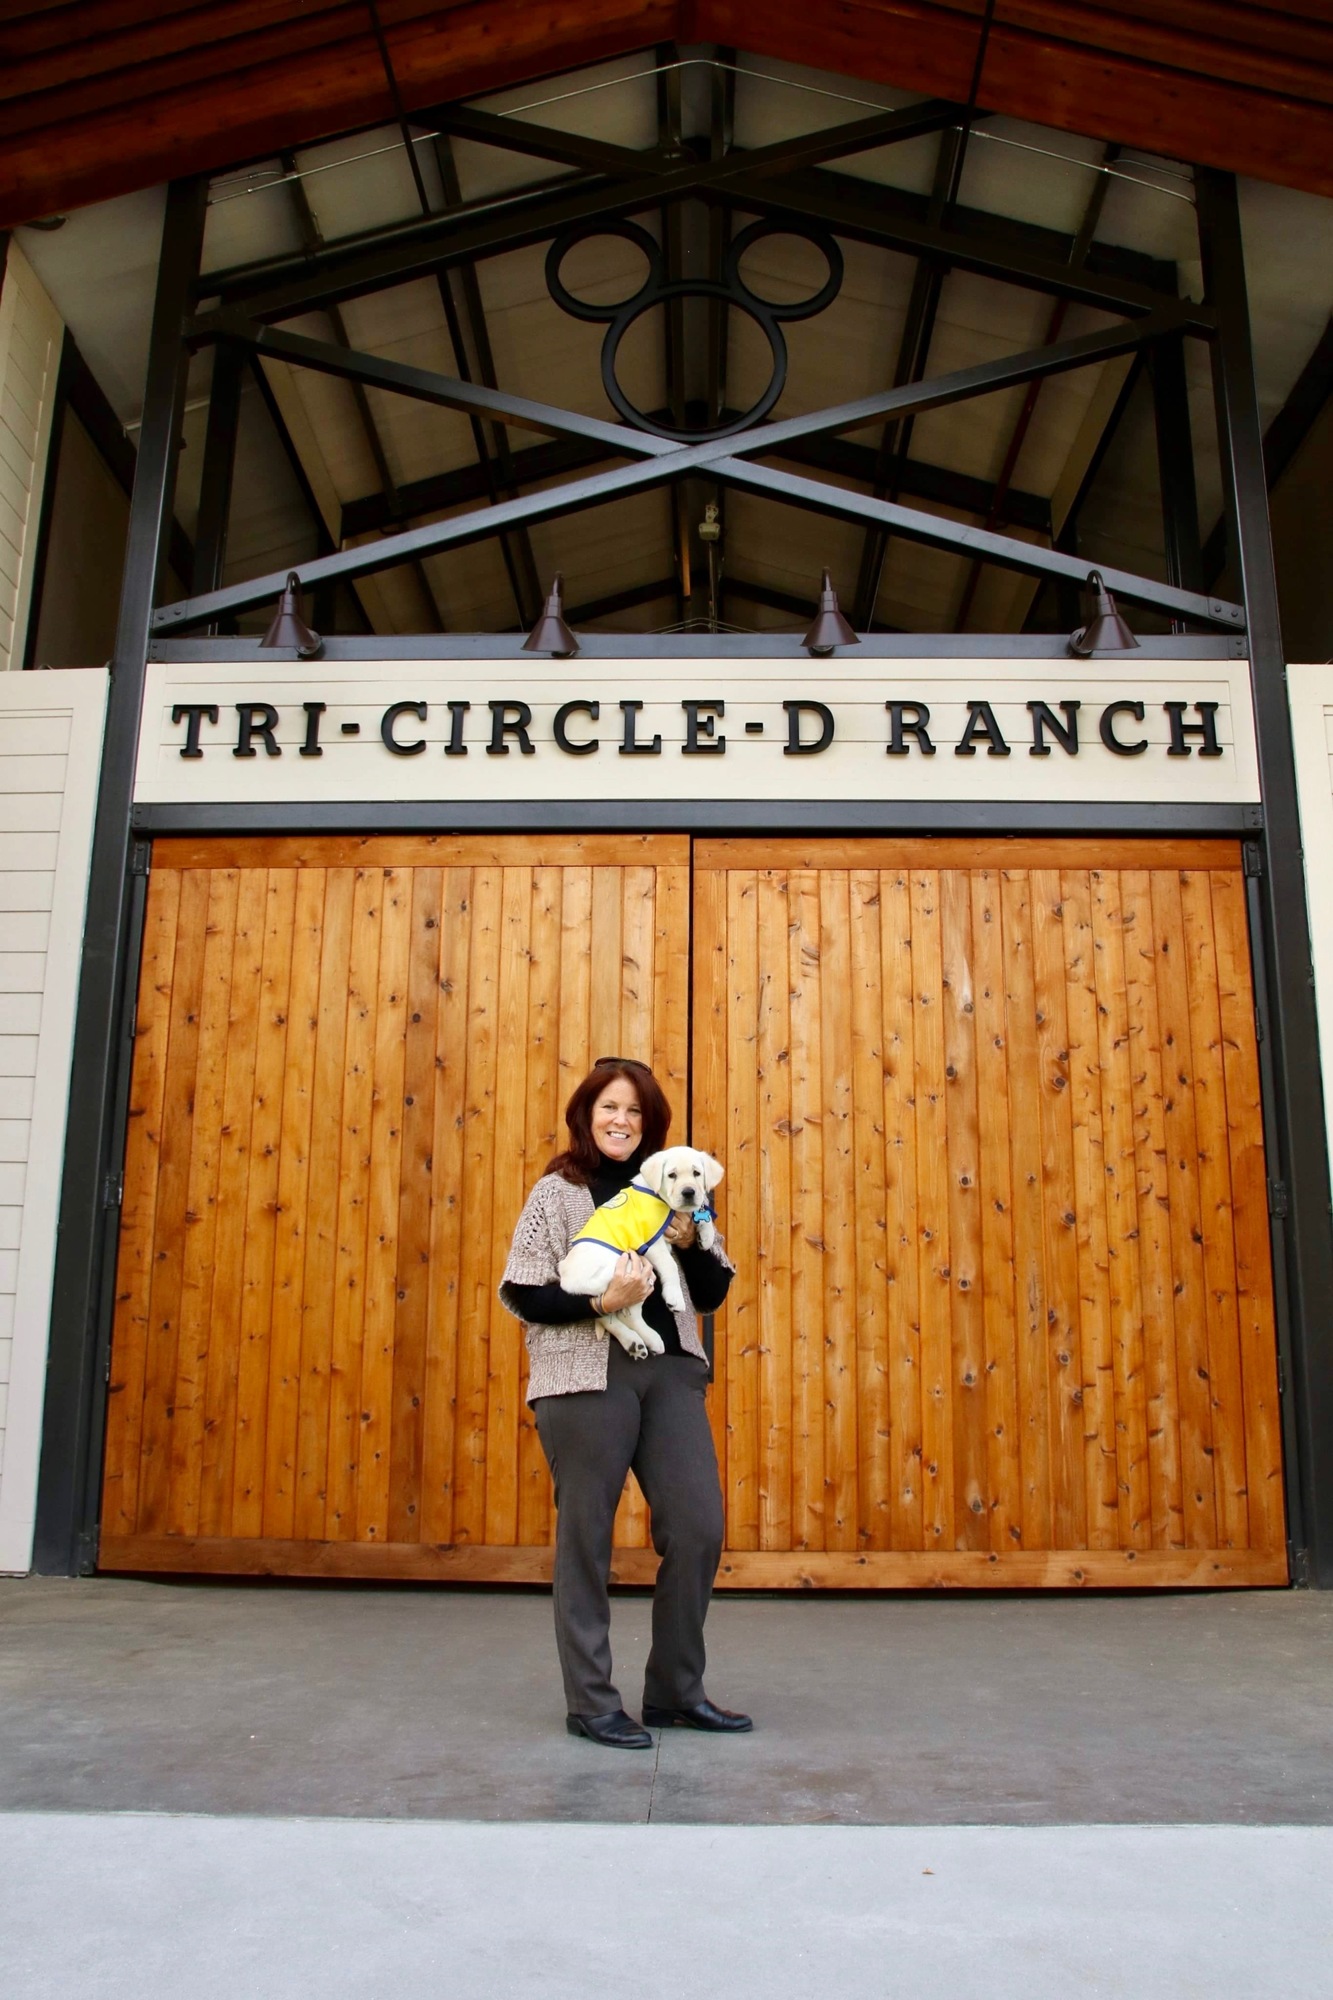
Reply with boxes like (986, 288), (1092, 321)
(558, 1146), (724, 1359)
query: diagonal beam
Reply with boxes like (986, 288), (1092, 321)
(340, 420), (1051, 543)
(159, 313), (1230, 635)
(151, 429), (1243, 635)
(702, 458), (1243, 626)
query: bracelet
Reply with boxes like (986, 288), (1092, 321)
(592, 1292), (605, 1316)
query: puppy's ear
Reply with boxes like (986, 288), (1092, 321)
(700, 1153), (724, 1191)
(638, 1151), (668, 1194)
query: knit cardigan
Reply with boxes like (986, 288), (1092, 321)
(499, 1171), (734, 1400)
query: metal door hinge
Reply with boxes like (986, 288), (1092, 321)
(1268, 1178), (1289, 1220)
(102, 1171), (123, 1210)
(1243, 842), (1263, 879)
(130, 842), (152, 878)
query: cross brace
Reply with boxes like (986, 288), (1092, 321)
(156, 306), (1243, 634)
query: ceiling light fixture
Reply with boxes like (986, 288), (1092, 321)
(259, 572), (323, 658)
(523, 573), (579, 657)
(1068, 569), (1140, 657)
(803, 569), (859, 656)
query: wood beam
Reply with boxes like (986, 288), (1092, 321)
(5, 1), (1333, 231)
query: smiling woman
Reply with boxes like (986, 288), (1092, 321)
(499, 1057), (749, 1748)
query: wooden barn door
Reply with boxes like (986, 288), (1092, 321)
(99, 834), (689, 1579)
(692, 838), (1288, 1587)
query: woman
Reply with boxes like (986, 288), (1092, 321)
(501, 1057), (751, 1748)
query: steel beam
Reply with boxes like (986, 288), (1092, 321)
(34, 177), (209, 1577)
(202, 107), (1191, 332)
(1198, 168), (1333, 1587)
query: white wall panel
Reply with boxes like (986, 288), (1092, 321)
(0, 669), (106, 1572)
(0, 243), (63, 674)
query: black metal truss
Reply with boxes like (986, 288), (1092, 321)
(199, 108), (1193, 334)
(161, 306), (1241, 634)
(339, 418), (1051, 545)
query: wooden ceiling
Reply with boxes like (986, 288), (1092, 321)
(2, 0), (1331, 229)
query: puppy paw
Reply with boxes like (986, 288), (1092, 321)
(628, 1338), (649, 1361)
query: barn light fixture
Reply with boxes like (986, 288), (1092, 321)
(259, 572), (323, 658)
(1068, 570), (1139, 657)
(523, 573), (579, 657)
(803, 569), (859, 656)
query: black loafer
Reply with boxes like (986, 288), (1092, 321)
(566, 1709), (653, 1749)
(642, 1698), (753, 1733)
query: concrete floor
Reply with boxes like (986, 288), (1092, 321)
(2, 1577), (1331, 1824)
(4, 1816), (1331, 2000)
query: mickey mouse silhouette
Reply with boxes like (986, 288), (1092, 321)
(545, 219), (845, 442)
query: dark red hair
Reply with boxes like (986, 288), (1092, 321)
(546, 1061), (673, 1185)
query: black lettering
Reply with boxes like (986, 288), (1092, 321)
(488, 700), (535, 755)
(445, 700), (469, 756)
(381, 700), (427, 756)
(682, 700), (726, 755)
(1027, 699), (1080, 757)
(234, 703), (281, 758)
(553, 699), (600, 755)
(1164, 701), (1223, 757)
(300, 701), (326, 758)
(1099, 700), (1147, 756)
(171, 703), (218, 758)
(783, 700), (834, 756)
(955, 700), (1011, 758)
(885, 701), (935, 756)
(619, 700), (662, 756)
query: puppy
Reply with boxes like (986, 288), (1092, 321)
(559, 1146), (724, 1359)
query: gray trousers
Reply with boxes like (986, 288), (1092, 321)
(534, 1344), (725, 1717)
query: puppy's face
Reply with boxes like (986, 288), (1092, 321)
(639, 1147), (724, 1212)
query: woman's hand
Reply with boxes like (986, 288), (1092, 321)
(663, 1213), (696, 1249)
(599, 1251), (655, 1313)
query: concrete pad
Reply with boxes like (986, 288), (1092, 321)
(2, 1578), (1331, 1824)
(2, 1814), (1331, 1999)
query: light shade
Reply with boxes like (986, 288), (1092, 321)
(522, 573), (579, 657)
(260, 572), (323, 658)
(1068, 570), (1139, 657)
(803, 569), (859, 656)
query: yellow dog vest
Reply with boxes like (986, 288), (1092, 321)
(572, 1182), (672, 1257)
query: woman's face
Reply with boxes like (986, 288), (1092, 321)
(589, 1077), (643, 1163)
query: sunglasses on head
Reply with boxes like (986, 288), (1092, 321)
(593, 1055), (652, 1074)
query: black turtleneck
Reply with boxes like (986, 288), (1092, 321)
(506, 1151), (733, 1356)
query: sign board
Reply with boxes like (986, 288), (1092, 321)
(135, 657), (1260, 806)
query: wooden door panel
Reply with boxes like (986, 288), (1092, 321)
(691, 838), (1288, 1588)
(100, 835), (690, 1581)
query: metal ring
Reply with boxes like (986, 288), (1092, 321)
(724, 220), (844, 322)
(600, 279), (790, 441)
(545, 221), (663, 323)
